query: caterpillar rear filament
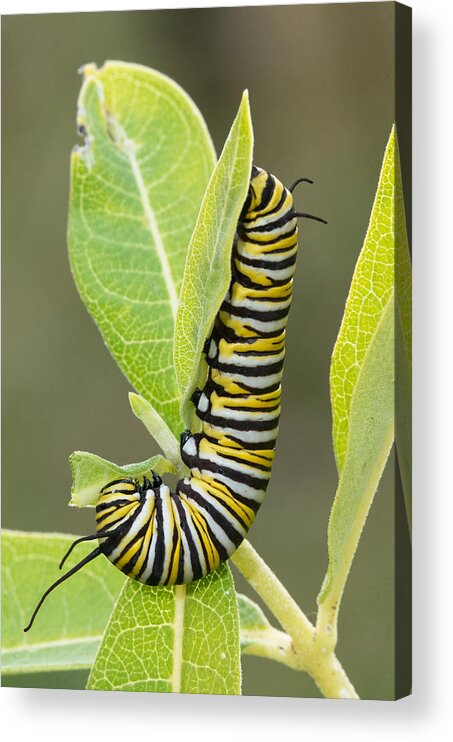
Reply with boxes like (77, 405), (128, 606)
(24, 165), (325, 632)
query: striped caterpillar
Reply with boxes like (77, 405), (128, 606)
(24, 165), (325, 631)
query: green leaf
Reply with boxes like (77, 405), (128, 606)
(1, 530), (125, 675)
(86, 564), (241, 694)
(69, 450), (176, 507)
(319, 297), (394, 604)
(68, 61), (216, 437)
(238, 593), (270, 632)
(319, 127), (399, 606)
(174, 91), (253, 428)
(330, 126), (397, 473)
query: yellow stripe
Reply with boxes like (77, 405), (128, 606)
(115, 536), (144, 571)
(200, 477), (255, 528)
(186, 500), (220, 572)
(199, 438), (274, 468)
(130, 505), (156, 576)
(96, 502), (138, 531)
(231, 283), (292, 302)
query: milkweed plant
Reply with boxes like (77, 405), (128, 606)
(2, 61), (411, 698)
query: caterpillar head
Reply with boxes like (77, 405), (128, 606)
(23, 471), (164, 633)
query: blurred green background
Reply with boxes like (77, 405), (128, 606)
(2, 3), (398, 698)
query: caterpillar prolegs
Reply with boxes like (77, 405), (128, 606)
(24, 165), (325, 631)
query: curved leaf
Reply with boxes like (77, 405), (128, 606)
(68, 61), (216, 436)
(174, 91), (253, 428)
(330, 126), (396, 472)
(1, 530), (125, 674)
(319, 296), (395, 604)
(69, 450), (176, 507)
(319, 127), (400, 608)
(86, 564), (241, 694)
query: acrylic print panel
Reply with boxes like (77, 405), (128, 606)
(1, 2), (411, 700)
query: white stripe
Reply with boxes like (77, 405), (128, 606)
(107, 496), (154, 562)
(159, 486), (174, 584)
(189, 481), (248, 536)
(217, 349), (285, 368)
(172, 501), (194, 583)
(237, 240), (298, 263)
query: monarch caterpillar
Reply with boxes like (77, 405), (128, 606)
(24, 165), (325, 632)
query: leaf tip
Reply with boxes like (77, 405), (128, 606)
(239, 89), (252, 122)
(128, 391), (144, 417)
(78, 62), (98, 79)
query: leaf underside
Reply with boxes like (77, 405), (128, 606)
(68, 61), (216, 437)
(174, 90), (254, 429)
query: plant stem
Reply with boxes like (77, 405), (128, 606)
(240, 627), (299, 670)
(231, 540), (358, 699)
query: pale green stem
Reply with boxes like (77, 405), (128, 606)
(240, 627), (299, 670)
(316, 423), (395, 651)
(231, 540), (358, 699)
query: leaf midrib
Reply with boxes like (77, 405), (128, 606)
(170, 584), (186, 692)
(91, 72), (179, 322)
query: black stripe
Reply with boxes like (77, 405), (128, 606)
(245, 225), (297, 246)
(163, 518), (181, 586)
(243, 325), (286, 340)
(233, 268), (294, 291)
(210, 357), (284, 377)
(172, 493), (204, 581)
(254, 172), (275, 213)
(244, 210), (295, 234)
(178, 496), (213, 572)
(242, 292), (291, 304)
(192, 481), (252, 530)
(101, 477), (136, 492)
(101, 502), (144, 558)
(209, 448), (272, 472)
(148, 494), (165, 584)
(119, 519), (153, 575)
(207, 375), (281, 397)
(207, 432), (277, 451)
(214, 317), (256, 344)
(198, 457), (270, 490)
(235, 252), (297, 270)
(221, 400), (280, 412)
(185, 487), (243, 549)
(96, 497), (137, 513)
(202, 488), (254, 529)
(205, 411), (280, 432)
(221, 302), (289, 322)
(241, 187), (287, 223)
(111, 499), (146, 566)
(229, 347), (283, 358)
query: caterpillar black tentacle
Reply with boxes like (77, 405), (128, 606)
(24, 164), (325, 631)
